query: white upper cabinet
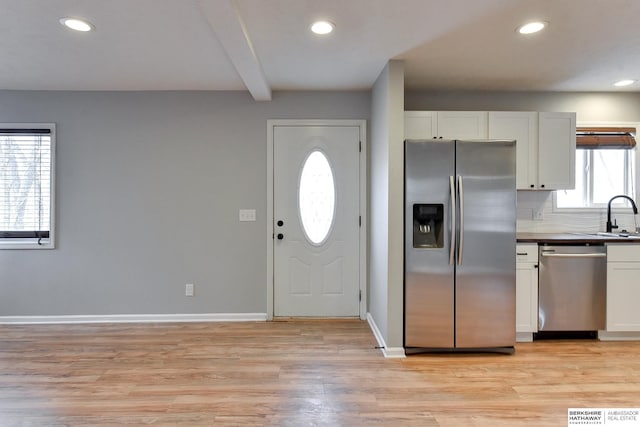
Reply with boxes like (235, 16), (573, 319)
(436, 111), (488, 139)
(404, 111), (487, 140)
(488, 112), (537, 190)
(488, 111), (576, 190)
(404, 111), (438, 139)
(537, 112), (576, 190)
(405, 110), (576, 190)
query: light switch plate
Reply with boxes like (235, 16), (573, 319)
(185, 283), (194, 297)
(239, 209), (257, 222)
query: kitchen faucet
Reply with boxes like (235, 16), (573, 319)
(606, 195), (639, 232)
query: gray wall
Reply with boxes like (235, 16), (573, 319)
(0, 90), (370, 316)
(369, 61), (404, 349)
(369, 67), (391, 339)
(405, 90), (640, 122)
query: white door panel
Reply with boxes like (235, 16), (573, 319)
(273, 125), (360, 317)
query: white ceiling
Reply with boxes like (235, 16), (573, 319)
(2, 0), (639, 100)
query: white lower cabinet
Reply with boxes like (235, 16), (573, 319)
(606, 244), (640, 332)
(516, 244), (538, 340)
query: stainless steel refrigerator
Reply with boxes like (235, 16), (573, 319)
(404, 139), (516, 352)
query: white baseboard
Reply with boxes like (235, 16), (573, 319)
(366, 312), (406, 358)
(516, 332), (534, 342)
(382, 347), (407, 358)
(0, 313), (268, 325)
(598, 331), (640, 341)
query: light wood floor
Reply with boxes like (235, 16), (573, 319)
(1, 320), (639, 426)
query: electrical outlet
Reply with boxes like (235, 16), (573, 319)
(239, 209), (257, 222)
(533, 208), (544, 221)
(185, 283), (194, 297)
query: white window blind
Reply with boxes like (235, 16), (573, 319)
(0, 127), (54, 246)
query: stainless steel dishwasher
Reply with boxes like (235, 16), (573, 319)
(538, 245), (606, 331)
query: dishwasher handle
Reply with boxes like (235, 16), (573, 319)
(540, 252), (606, 258)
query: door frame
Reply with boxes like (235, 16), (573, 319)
(266, 119), (367, 320)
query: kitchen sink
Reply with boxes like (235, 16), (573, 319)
(595, 231), (640, 239)
(571, 231), (640, 239)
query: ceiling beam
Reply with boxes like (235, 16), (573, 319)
(198, 0), (272, 101)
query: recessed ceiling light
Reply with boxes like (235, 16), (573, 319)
(613, 79), (636, 87)
(59, 17), (94, 32)
(517, 21), (547, 35)
(311, 20), (335, 35)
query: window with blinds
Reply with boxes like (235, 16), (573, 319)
(556, 125), (637, 210)
(0, 125), (55, 248)
(576, 127), (637, 149)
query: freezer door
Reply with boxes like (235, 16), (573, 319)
(454, 140), (516, 348)
(404, 139), (455, 348)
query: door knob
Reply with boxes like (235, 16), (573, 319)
(277, 233), (284, 240)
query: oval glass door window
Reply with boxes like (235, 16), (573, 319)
(299, 150), (335, 245)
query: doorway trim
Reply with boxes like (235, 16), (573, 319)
(266, 119), (367, 320)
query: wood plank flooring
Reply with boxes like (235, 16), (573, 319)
(1, 320), (639, 426)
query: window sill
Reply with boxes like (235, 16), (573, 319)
(552, 206), (637, 215)
(0, 239), (54, 250)
(553, 206), (604, 214)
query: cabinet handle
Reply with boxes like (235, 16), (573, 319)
(541, 184), (545, 188)
(530, 184), (535, 188)
(534, 265), (538, 268)
(516, 252), (528, 256)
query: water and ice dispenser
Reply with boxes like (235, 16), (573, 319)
(412, 204), (444, 248)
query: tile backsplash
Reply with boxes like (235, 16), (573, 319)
(517, 190), (639, 233)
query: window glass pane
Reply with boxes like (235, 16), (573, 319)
(555, 148), (635, 209)
(299, 150), (335, 245)
(593, 150), (626, 204)
(0, 134), (51, 234)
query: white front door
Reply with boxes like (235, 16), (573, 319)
(273, 125), (361, 317)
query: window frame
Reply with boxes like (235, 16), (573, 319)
(0, 123), (56, 249)
(553, 121), (639, 214)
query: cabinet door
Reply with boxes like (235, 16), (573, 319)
(488, 112), (538, 190)
(607, 262), (640, 331)
(537, 112), (576, 190)
(516, 262), (538, 333)
(404, 111), (437, 139)
(516, 244), (538, 333)
(437, 111), (488, 139)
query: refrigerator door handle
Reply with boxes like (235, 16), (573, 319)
(449, 175), (456, 265)
(457, 175), (464, 265)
